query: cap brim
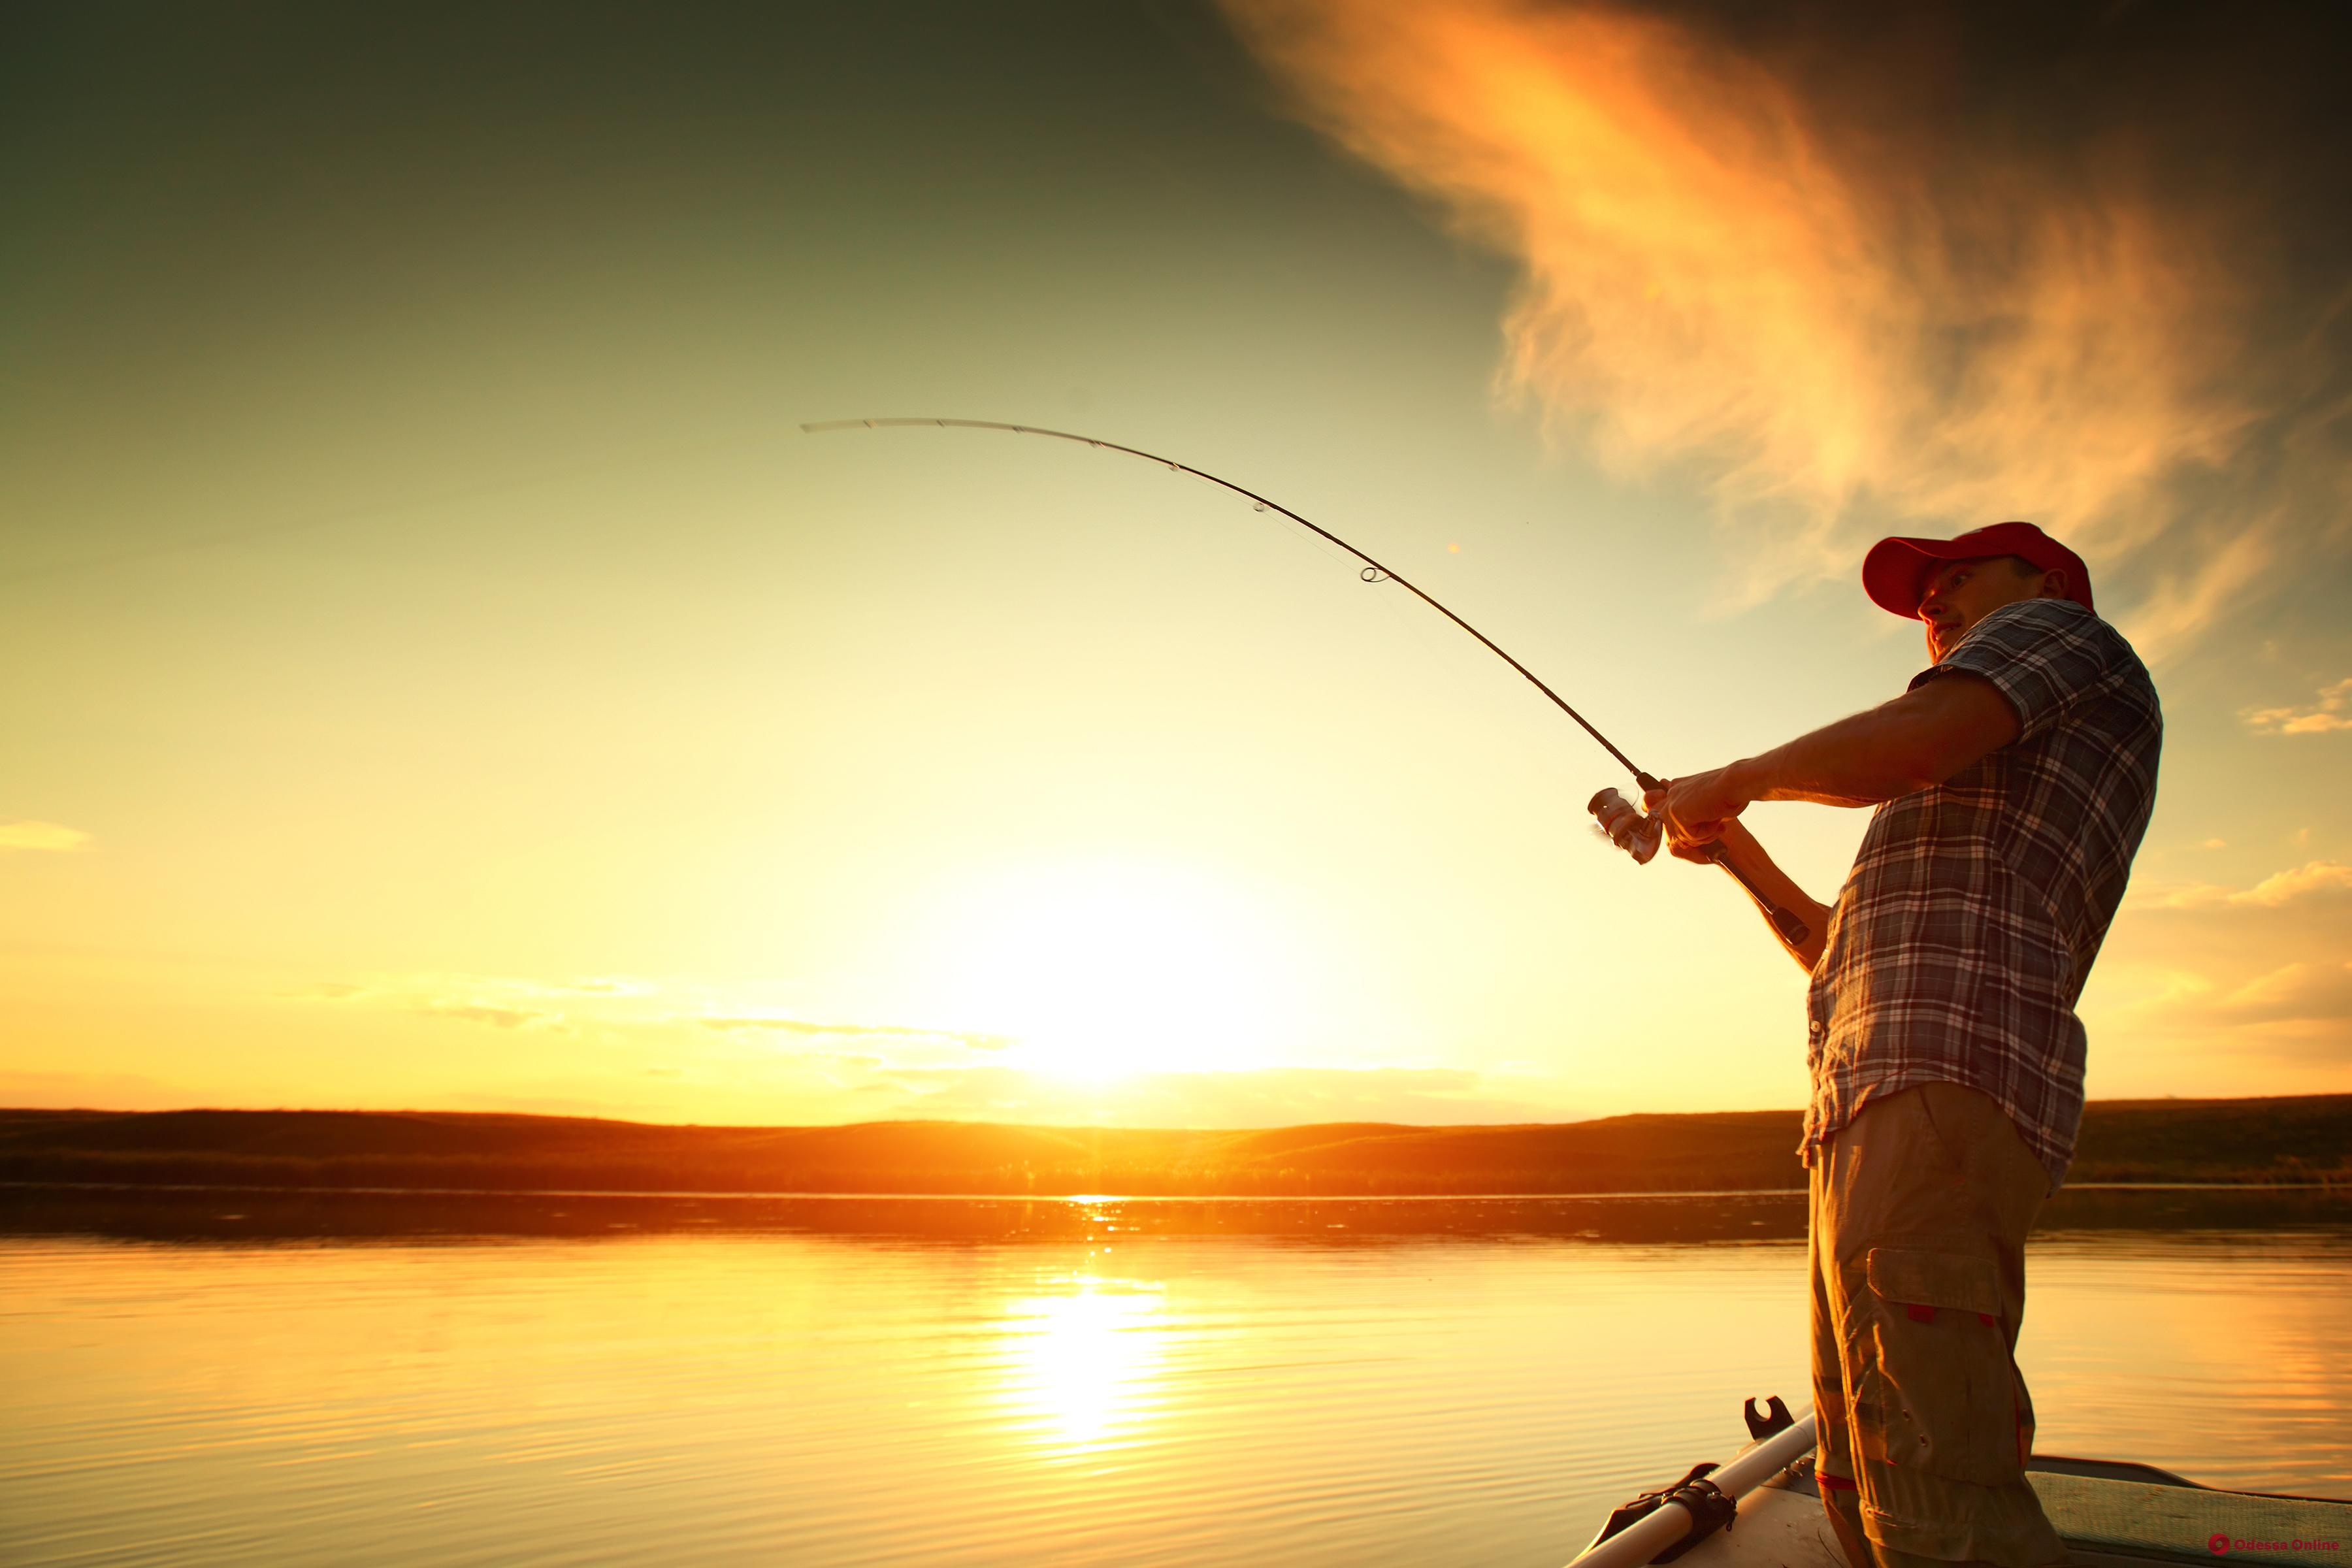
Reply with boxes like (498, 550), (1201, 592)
(1861, 534), (1971, 618)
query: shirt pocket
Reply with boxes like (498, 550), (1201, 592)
(1854, 1247), (2023, 1487)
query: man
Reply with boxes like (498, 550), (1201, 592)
(1603, 521), (2161, 1568)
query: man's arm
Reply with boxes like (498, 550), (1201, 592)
(1662, 672), (2021, 838)
(1639, 672), (2021, 971)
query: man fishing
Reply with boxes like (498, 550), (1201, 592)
(1599, 521), (2161, 1568)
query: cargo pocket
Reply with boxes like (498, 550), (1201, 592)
(1853, 1247), (2021, 1487)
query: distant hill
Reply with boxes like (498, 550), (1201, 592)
(1, 1095), (2344, 1195)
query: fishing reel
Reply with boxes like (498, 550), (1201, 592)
(1587, 786), (1665, 865)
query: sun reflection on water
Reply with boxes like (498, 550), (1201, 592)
(996, 1273), (1171, 1456)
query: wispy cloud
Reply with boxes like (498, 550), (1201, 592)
(2096, 848), (2352, 1077)
(0, 821), (90, 853)
(2232, 862), (2352, 908)
(695, 1015), (1012, 1049)
(425, 1003), (551, 1030)
(285, 973), (630, 1033)
(1219, 0), (2347, 650)
(2217, 961), (2352, 1028)
(2099, 958), (2352, 1067)
(2134, 860), (2352, 912)
(2119, 523), (2280, 666)
(278, 975), (1019, 1068)
(2245, 677), (2352, 736)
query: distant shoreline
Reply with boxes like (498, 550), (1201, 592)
(4, 1179), (2342, 1200)
(7, 1175), (2347, 1247)
(3, 1095), (2345, 1198)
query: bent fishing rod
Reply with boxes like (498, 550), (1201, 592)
(802, 416), (1810, 945)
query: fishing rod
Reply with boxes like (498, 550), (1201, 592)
(801, 417), (1810, 946)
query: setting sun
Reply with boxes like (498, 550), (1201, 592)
(911, 858), (1308, 1085)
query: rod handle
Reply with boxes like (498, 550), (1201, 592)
(1699, 844), (1813, 945)
(1594, 779), (1813, 947)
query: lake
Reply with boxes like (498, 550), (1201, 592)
(3, 1190), (2347, 1567)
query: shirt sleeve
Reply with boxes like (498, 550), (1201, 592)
(1910, 599), (2123, 743)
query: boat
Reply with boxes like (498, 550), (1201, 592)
(1566, 1401), (2351, 1567)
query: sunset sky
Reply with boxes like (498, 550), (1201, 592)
(6, 1), (2349, 1126)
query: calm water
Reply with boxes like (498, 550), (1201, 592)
(2, 1194), (2347, 1567)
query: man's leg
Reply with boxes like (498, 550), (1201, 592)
(1815, 1083), (2066, 1568)
(1812, 1156), (1876, 1568)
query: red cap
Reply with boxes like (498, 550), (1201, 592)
(1861, 521), (2094, 619)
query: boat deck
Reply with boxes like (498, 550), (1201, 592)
(1665, 1460), (2351, 1567)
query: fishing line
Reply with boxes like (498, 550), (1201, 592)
(803, 417), (1654, 784)
(804, 416), (1815, 947)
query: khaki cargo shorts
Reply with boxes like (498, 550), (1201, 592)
(1810, 1081), (2068, 1568)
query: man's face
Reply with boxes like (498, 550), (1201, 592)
(1918, 556), (2053, 662)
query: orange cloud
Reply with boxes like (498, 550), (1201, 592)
(2100, 955), (2352, 1066)
(2245, 677), (2352, 736)
(426, 1002), (550, 1030)
(2219, 961), (2352, 1028)
(2229, 861), (2352, 909)
(1218, 0), (2297, 647)
(2131, 858), (2352, 912)
(2097, 853), (2352, 1077)
(2134, 859), (2352, 913)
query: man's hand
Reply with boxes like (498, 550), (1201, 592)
(1650, 765), (1756, 857)
(1640, 774), (1833, 968)
(1638, 786), (1713, 863)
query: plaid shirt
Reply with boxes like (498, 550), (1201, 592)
(1803, 598), (2161, 1189)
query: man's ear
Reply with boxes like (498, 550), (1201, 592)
(2038, 568), (2068, 600)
